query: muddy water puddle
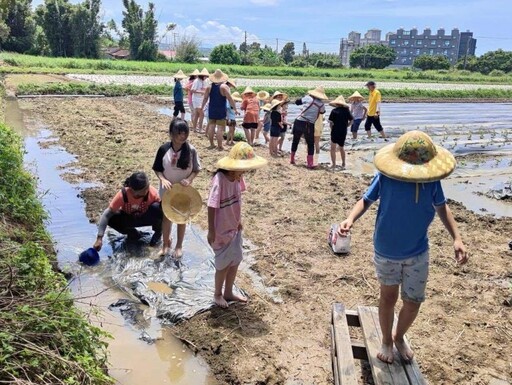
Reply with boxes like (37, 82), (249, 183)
(158, 102), (512, 218)
(6, 99), (215, 385)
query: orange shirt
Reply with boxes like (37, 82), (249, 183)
(109, 186), (160, 215)
(241, 96), (260, 123)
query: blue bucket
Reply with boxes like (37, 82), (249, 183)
(79, 247), (100, 266)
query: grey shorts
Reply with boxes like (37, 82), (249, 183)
(373, 250), (429, 303)
(214, 231), (243, 270)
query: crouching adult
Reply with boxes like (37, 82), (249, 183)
(93, 172), (162, 251)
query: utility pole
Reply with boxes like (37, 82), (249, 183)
(243, 30), (247, 64)
(276, 38), (279, 53)
(173, 33), (179, 50)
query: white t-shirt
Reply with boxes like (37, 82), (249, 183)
(191, 78), (208, 108)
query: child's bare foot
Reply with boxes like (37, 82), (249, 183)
(377, 342), (394, 364)
(172, 247), (183, 258)
(160, 241), (171, 256)
(224, 293), (248, 303)
(394, 337), (414, 361)
(214, 294), (229, 308)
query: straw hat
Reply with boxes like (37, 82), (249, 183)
(161, 185), (203, 224)
(347, 91), (365, 102)
(374, 130), (456, 183)
(307, 86), (328, 100)
(173, 69), (187, 79)
(189, 69), (200, 76)
(241, 86), (256, 96)
(231, 91), (243, 102)
(217, 142), (268, 171)
(270, 98), (285, 110)
(199, 68), (210, 76)
(226, 78), (236, 87)
(257, 90), (270, 100)
(261, 103), (272, 112)
(210, 69), (228, 83)
(329, 95), (349, 108)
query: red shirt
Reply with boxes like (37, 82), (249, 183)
(109, 186), (160, 215)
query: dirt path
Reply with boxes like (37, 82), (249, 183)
(19, 96), (512, 385)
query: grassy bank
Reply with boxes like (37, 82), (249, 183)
(0, 113), (112, 383)
(15, 81), (512, 101)
(2, 52), (512, 84)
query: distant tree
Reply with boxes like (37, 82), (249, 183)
(349, 44), (396, 69)
(103, 19), (128, 48)
(280, 42), (294, 64)
(122, 0), (158, 61)
(302, 42), (307, 56)
(1, 0), (35, 53)
(69, 0), (102, 58)
(474, 49), (512, 75)
(413, 55), (451, 70)
(175, 34), (200, 63)
(35, 0), (73, 57)
(455, 55), (478, 72)
(210, 43), (241, 65)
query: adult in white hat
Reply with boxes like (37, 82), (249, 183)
(185, 69), (199, 124)
(290, 86), (327, 169)
(201, 69), (238, 150)
(337, 130), (467, 364)
(190, 68), (210, 133)
(328, 96), (353, 170)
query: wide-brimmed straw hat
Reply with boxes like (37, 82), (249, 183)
(217, 142), (268, 171)
(226, 78), (236, 87)
(189, 69), (200, 76)
(231, 91), (243, 102)
(374, 130), (456, 183)
(308, 86), (328, 100)
(161, 184), (203, 224)
(347, 91), (365, 102)
(241, 86), (256, 96)
(199, 68), (210, 76)
(210, 69), (228, 83)
(261, 103), (272, 112)
(270, 98), (285, 110)
(173, 69), (187, 80)
(329, 95), (349, 107)
(257, 90), (270, 100)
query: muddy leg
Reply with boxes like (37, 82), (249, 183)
(161, 217), (172, 255)
(378, 284), (399, 364)
(214, 267), (229, 308)
(223, 263), (247, 303)
(172, 223), (186, 258)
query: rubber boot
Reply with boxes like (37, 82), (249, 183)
(307, 155), (317, 169)
(290, 152), (296, 164)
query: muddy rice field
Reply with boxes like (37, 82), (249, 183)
(16, 95), (512, 385)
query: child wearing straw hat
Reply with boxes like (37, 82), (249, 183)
(191, 68), (210, 133)
(201, 69), (238, 150)
(226, 88), (242, 146)
(153, 118), (201, 257)
(240, 87), (259, 146)
(269, 98), (285, 157)
(172, 70), (187, 120)
(337, 130), (468, 364)
(185, 69), (199, 124)
(255, 90), (269, 143)
(291, 86), (327, 168)
(261, 102), (272, 145)
(207, 143), (267, 308)
(347, 91), (367, 140)
(328, 96), (353, 170)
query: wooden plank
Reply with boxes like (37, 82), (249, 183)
(346, 309), (361, 327)
(331, 325), (340, 385)
(351, 339), (369, 361)
(332, 304), (359, 385)
(357, 306), (410, 385)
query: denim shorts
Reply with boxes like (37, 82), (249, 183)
(373, 250), (429, 303)
(351, 118), (363, 133)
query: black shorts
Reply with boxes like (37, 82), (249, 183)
(173, 101), (185, 116)
(331, 128), (347, 147)
(242, 122), (258, 129)
(365, 116), (383, 132)
(270, 126), (281, 137)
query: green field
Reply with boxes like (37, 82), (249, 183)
(2, 52), (512, 84)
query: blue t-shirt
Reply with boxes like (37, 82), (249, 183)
(363, 173), (446, 260)
(226, 100), (235, 120)
(173, 81), (183, 102)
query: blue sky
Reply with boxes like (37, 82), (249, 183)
(32, 0), (512, 55)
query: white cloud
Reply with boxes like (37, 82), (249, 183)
(250, 0), (279, 5)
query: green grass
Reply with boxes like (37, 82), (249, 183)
(0, 120), (113, 385)
(15, 81), (512, 100)
(2, 52), (512, 84)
